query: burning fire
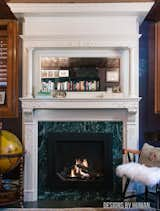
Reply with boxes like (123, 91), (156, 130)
(70, 158), (90, 178)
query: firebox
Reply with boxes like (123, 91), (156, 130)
(47, 133), (113, 191)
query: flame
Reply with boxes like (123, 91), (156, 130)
(70, 158), (89, 178)
(82, 159), (88, 168)
(76, 159), (81, 165)
(70, 168), (76, 177)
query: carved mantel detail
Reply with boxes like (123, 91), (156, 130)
(21, 97), (140, 116)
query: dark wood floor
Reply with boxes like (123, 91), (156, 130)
(23, 200), (156, 210)
(24, 200), (104, 208)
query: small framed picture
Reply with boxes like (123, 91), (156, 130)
(48, 70), (59, 78)
(59, 70), (69, 78)
(106, 68), (120, 82)
(0, 91), (5, 104)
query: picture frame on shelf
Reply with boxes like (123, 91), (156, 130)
(106, 68), (120, 83)
(59, 69), (69, 77)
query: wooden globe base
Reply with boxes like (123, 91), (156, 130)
(0, 156), (24, 208)
(0, 174), (17, 203)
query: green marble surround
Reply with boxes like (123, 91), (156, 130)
(38, 121), (123, 201)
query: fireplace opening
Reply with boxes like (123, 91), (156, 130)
(47, 133), (113, 191)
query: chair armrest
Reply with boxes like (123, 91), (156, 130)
(123, 149), (141, 155)
(123, 148), (141, 162)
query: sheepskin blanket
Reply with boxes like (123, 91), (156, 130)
(116, 162), (160, 187)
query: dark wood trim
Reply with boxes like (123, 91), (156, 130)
(155, 22), (160, 113)
(0, 0), (16, 19)
(146, 1), (160, 22)
(6, 0), (154, 3)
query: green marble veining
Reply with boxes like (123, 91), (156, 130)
(38, 121), (122, 201)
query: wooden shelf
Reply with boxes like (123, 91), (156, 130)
(0, 20), (18, 118)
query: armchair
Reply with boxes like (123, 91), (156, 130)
(116, 136), (160, 209)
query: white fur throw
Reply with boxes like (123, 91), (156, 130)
(116, 162), (160, 187)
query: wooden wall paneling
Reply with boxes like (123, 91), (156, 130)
(0, 20), (18, 118)
(0, 0), (16, 19)
(155, 22), (160, 113)
(146, 1), (160, 22)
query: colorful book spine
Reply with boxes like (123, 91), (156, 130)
(40, 79), (100, 92)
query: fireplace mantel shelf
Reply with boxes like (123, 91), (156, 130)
(20, 96), (140, 114)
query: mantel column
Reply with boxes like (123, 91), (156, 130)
(23, 108), (38, 201)
(129, 47), (136, 97)
(23, 47), (33, 98)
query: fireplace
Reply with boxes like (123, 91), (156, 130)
(47, 133), (112, 190)
(38, 121), (122, 200)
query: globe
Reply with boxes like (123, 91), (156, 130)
(0, 130), (23, 174)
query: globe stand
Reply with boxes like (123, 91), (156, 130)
(0, 123), (24, 207)
(0, 153), (24, 208)
(0, 173), (4, 191)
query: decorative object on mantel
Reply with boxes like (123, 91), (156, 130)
(112, 86), (121, 93)
(52, 90), (67, 98)
(105, 58), (120, 91)
(0, 122), (24, 207)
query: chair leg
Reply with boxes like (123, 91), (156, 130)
(156, 183), (160, 209)
(122, 178), (130, 200)
(145, 186), (148, 201)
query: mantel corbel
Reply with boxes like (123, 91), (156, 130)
(23, 108), (34, 123)
(127, 106), (138, 114)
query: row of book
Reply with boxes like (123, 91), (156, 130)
(41, 80), (100, 92)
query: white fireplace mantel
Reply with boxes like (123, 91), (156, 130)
(9, 2), (153, 202)
(20, 96), (140, 202)
(21, 97), (140, 114)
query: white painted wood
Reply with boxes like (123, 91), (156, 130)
(21, 97), (140, 113)
(129, 47), (136, 96)
(27, 48), (33, 98)
(21, 100), (139, 201)
(23, 17), (138, 37)
(22, 48), (28, 97)
(8, 3), (154, 23)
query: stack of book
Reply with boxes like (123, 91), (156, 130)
(40, 80), (100, 92)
